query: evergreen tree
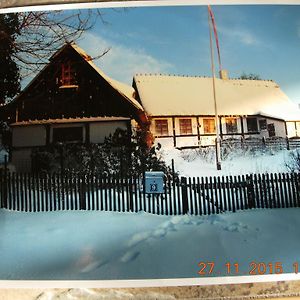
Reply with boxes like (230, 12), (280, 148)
(239, 73), (261, 80)
(0, 14), (20, 105)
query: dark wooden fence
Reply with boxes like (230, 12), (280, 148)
(0, 171), (299, 215)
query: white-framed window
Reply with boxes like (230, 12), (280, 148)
(155, 119), (168, 136)
(225, 117), (238, 133)
(203, 118), (216, 134)
(179, 118), (192, 135)
(246, 117), (258, 133)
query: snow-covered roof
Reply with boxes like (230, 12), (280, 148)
(133, 74), (300, 121)
(11, 116), (130, 126)
(70, 43), (144, 112)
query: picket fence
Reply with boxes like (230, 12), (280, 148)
(0, 171), (299, 215)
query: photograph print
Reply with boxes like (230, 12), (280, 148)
(0, 3), (300, 280)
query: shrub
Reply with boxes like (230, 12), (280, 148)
(31, 128), (173, 177)
(286, 150), (300, 173)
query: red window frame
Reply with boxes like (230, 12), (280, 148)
(61, 61), (75, 86)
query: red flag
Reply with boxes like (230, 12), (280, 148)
(208, 5), (222, 72)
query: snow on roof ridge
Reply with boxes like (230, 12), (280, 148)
(135, 73), (275, 81)
(134, 73), (209, 79)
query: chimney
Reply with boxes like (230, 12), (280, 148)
(219, 69), (229, 80)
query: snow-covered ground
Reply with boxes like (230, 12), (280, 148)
(160, 147), (293, 177)
(0, 207), (299, 280)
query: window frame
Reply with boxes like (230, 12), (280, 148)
(52, 126), (83, 144)
(154, 119), (169, 136)
(246, 117), (258, 133)
(179, 118), (192, 135)
(203, 118), (216, 134)
(60, 61), (77, 87)
(225, 117), (238, 134)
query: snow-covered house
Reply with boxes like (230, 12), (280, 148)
(133, 73), (300, 148)
(6, 43), (146, 172)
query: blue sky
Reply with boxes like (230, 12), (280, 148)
(75, 5), (300, 102)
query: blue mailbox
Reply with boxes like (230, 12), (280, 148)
(145, 171), (164, 194)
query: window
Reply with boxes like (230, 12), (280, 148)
(246, 117), (258, 133)
(267, 123), (276, 137)
(203, 118), (216, 134)
(60, 61), (76, 87)
(179, 119), (192, 135)
(259, 119), (267, 130)
(225, 118), (238, 133)
(155, 120), (168, 136)
(52, 127), (83, 143)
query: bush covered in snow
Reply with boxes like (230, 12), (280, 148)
(285, 149), (300, 173)
(31, 128), (173, 177)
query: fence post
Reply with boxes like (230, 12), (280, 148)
(79, 174), (86, 210)
(286, 136), (290, 151)
(181, 177), (188, 214)
(246, 174), (255, 209)
(2, 155), (8, 208)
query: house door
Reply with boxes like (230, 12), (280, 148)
(267, 123), (276, 137)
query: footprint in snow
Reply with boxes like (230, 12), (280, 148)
(120, 250), (140, 263)
(127, 232), (151, 247)
(80, 260), (106, 273)
(152, 228), (167, 238)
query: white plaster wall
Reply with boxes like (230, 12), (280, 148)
(286, 122), (296, 137)
(155, 137), (174, 149)
(89, 121), (128, 143)
(176, 136), (199, 148)
(296, 122), (300, 136)
(12, 125), (46, 147)
(199, 135), (215, 146)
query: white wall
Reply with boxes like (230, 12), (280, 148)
(12, 125), (46, 147)
(90, 121), (128, 143)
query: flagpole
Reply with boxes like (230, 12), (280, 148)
(208, 6), (221, 170)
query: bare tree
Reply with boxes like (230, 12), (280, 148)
(10, 9), (108, 79)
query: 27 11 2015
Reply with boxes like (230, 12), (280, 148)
(197, 261), (299, 276)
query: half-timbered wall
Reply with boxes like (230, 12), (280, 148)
(150, 115), (288, 148)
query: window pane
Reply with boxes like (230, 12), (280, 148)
(155, 120), (168, 136)
(61, 61), (76, 86)
(226, 118), (238, 133)
(259, 119), (267, 130)
(267, 123), (276, 137)
(246, 118), (258, 132)
(53, 127), (83, 143)
(179, 119), (192, 135)
(203, 118), (215, 134)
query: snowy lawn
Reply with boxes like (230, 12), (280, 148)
(0, 207), (299, 280)
(160, 148), (293, 177)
